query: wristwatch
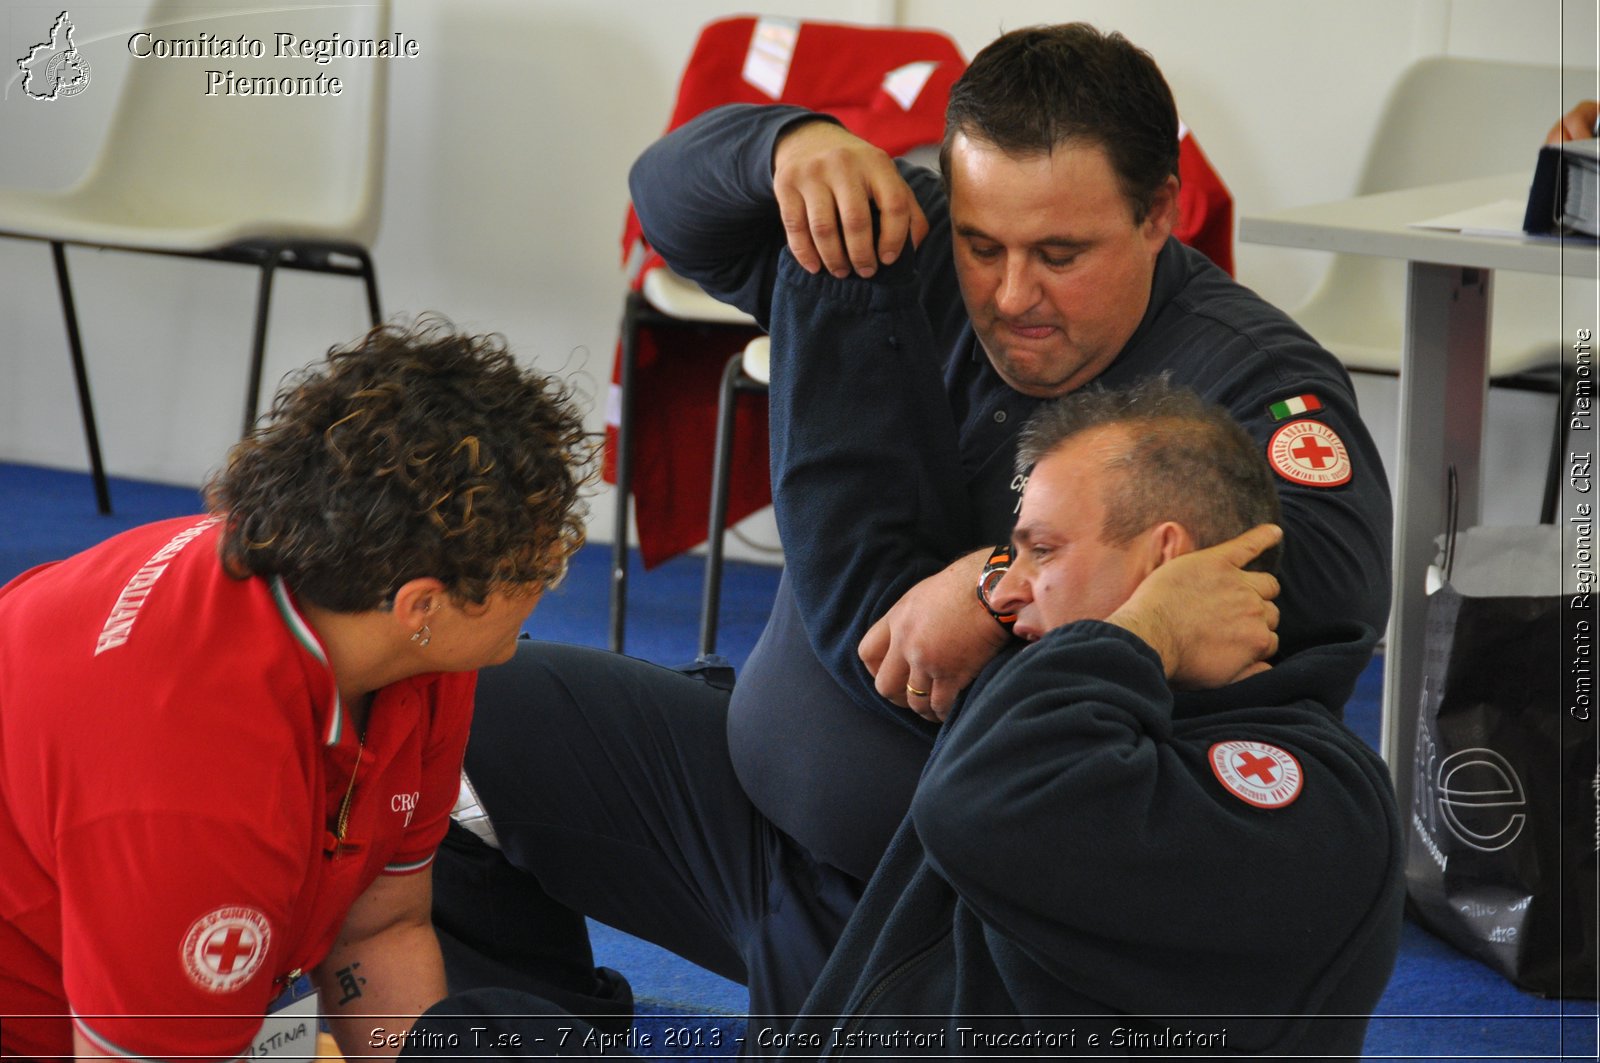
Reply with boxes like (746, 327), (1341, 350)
(976, 544), (1017, 626)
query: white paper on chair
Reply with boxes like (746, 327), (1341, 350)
(742, 16), (799, 99)
(881, 61), (937, 111)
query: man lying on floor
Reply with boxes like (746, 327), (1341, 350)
(772, 388), (1402, 1058)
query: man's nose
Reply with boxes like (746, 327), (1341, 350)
(993, 258), (1039, 317)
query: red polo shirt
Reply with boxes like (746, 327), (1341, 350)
(0, 517), (474, 1059)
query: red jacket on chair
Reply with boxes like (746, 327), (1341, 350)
(1175, 121), (1235, 276)
(606, 16), (965, 569)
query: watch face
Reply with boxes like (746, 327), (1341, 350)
(979, 546), (1017, 624)
(979, 566), (1009, 604)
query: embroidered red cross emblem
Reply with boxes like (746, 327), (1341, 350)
(1267, 420), (1351, 489)
(1234, 751), (1280, 785)
(204, 926), (257, 974)
(1210, 740), (1304, 809)
(1290, 436), (1336, 469)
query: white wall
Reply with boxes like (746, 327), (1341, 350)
(0, 0), (1595, 554)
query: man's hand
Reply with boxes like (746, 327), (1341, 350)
(859, 549), (1012, 722)
(772, 119), (929, 279)
(1546, 99), (1600, 144)
(1105, 524), (1283, 689)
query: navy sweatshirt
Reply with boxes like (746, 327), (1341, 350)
(779, 619), (1404, 1059)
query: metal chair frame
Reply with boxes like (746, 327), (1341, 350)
(24, 235), (381, 512)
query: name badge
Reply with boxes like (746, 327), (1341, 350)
(252, 985), (320, 1060)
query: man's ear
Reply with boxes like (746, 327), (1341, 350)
(1142, 174), (1181, 245)
(1147, 520), (1196, 567)
(390, 577), (448, 632)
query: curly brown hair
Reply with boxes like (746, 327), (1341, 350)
(204, 318), (595, 611)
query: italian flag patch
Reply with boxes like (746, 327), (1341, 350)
(1268, 394), (1323, 421)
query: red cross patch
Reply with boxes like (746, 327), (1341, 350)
(181, 905), (271, 993)
(1209, 741), (1304, 809)
(1267, 419), (1351, 488)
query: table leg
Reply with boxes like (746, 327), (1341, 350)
(1384, 262), (1492, 813)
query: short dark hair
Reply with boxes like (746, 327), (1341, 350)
(939, 23), (1180, 221)
(204, 317), (595, 611)
(1016, 377), (1282, 573)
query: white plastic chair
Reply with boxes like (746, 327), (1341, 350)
(0, 0), (390, 512)
(1289, 57), (1596, 521)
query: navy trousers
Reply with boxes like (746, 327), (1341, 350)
(401, 988), (621, 1057)
(431, 640), (862, 1029)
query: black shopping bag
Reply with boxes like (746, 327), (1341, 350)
(1404, 523), (1597, 998)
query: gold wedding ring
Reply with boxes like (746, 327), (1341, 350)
(905, 683), (929, 697)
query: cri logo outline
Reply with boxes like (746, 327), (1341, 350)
(181, 905), (271, 993)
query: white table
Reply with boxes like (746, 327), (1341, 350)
(1240, 173), (1598, 808)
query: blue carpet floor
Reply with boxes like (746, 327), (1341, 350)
(1, 462), (1595, 1060)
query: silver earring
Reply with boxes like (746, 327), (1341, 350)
(411, 624), (431, 648)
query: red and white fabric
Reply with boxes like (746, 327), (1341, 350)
(606, 16), (965, 569)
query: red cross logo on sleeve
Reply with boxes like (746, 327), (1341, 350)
(1268, 420), (1352, 488)
(1210, 741), (1304, 809)
(182, 906), (272, 992)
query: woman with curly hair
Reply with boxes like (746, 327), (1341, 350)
(0, 320), (593, 1060)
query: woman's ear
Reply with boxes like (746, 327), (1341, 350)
(390, 577), (447, 632)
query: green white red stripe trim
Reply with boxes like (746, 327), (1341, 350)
(271, 577), (345, 747)
(1268, 394), (1323, 421)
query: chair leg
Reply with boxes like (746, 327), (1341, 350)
(609, 293), (645, 653)
(242, 253), (281, 438)
(50, 242), (110, 514)
(1541, 368), (1577, 524)
(355, 248), (382, 326)
(699, 353), (748, 658)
